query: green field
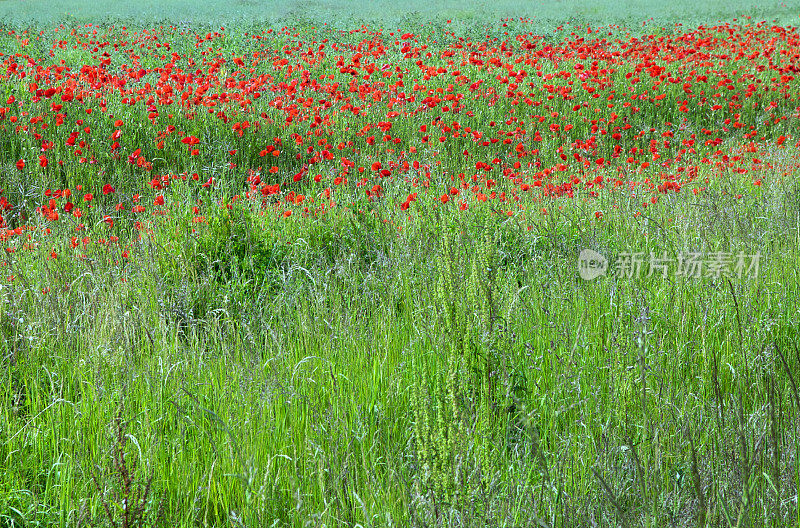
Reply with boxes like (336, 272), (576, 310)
(1, 0), (798, 28)
(0, 1), (799, 527)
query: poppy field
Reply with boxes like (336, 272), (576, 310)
(1, 5), (800, 527)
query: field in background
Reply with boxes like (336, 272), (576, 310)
(1, 0), (799, 29)
(0, 3), (799, 528)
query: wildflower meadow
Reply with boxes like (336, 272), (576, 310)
(1, 1), (799, 526)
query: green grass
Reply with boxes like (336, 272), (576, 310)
(1, 0), (798, 30)
(0, 9), (799, 527)
(2, 152), (799, 526)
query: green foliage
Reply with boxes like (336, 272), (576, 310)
(1, 9), (799, 526)
(1, 0), (798, 30)
(194, 203), (286, 293)
(410, 212), (518, 504)
(2, 172), (800, 525)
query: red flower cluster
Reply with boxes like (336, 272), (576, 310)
(0, 20), (797, 254)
